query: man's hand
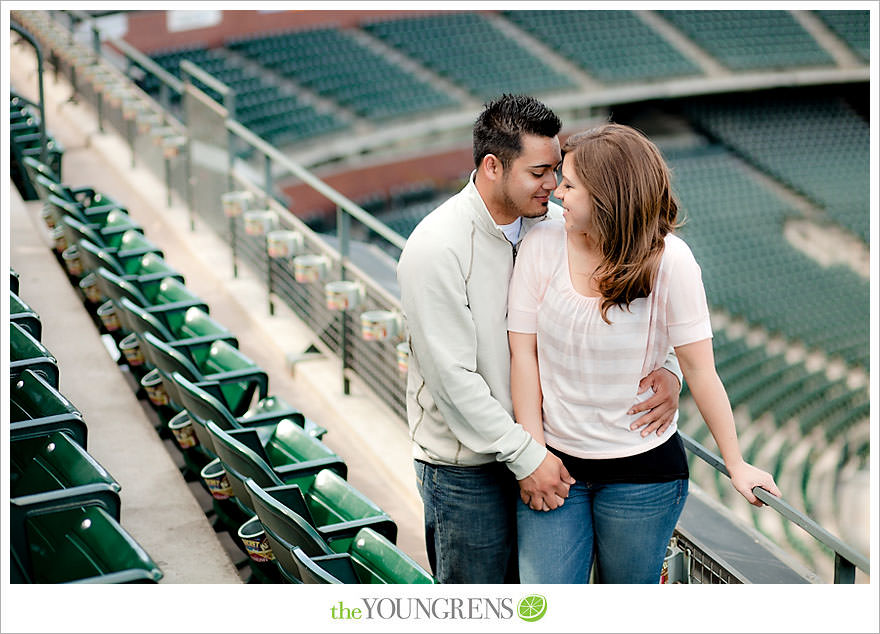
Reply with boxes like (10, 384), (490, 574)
(518, 452), (575, 512)
(628, 367), (681, 437)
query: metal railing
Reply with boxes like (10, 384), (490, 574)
(21, 8), (870, 585)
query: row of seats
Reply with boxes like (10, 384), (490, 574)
(362, 12), (575, 98)
(659, 10), (835, 70)
(22, 148), (435, 585)
(138, 44), (347, 148)
(503, 10), (701, 83)
(681, 93), (869, 243)
(9, 90), (63, 201)
(668, 143), (868, 369)
(815, 10), (869, 62)
(10, 267), (163, 583)
(227, 27), (459, 121)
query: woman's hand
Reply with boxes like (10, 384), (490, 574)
(728, 460), (782, 507)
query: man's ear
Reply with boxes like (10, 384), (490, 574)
(481, 153), (503, 182)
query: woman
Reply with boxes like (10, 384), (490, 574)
(507, 123), (781, 583)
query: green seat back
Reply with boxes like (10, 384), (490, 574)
(172, 372), (242, 453)
(79, 238), (124, 276)
(22, 506), (162, 583)
(10, 369), (81, 423)
(178, 307), (231, 339)
(10, 291), (41, 340)
(348, 528), (435, 584)
(307, 469), (384, 526)
(116, 296), (174, 341)
(11, 431), (119, 498)
(265, 419), (337, 466)
(94, 267), (149, 307)
(10, 322), (58, 387)
(292, 548), (360, 584)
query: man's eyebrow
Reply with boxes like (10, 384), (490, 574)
(528, 163), (555, 169)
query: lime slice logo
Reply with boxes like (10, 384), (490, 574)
(517, 594), (547, 622)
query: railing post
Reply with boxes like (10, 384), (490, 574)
(264, 153), (273, 208)
(337, 205), (351, 396)
(833, 554), (856, 584)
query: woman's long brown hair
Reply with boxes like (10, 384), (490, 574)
(562, 123), (680, 323)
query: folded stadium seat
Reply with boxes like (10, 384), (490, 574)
(74, 235), (164, 282)
(243, 480), (433, 584)
(21, 156), (120, 210)
(10, 501), (162, 584)
(10, 369), (88, 448)
(11, 430), (121, 518)
(140, 332), (278, 418)
(61, 212), (145, 253)
(43, 194), (126, 233)
(11, 266), (20, 294)
(241, 472), (397, 583)
(205, 419), (346, 513)
(10, 290), (42, 340)
(10, 321), (59, 388)
(94, 267), (203, 349)
(116, 296), (238, 352)
(32, 171), (122, 213)
(171, 371), (327, 456)
(291, 535), (436, 585)
(204, 419), (346, 583)
(10, 130), (64, 198)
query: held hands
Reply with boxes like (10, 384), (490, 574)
(628, 367), (681, 437)
(518, 452), (575, 512)
(728, 459), (782, 507)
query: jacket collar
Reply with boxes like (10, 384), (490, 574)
(464, 171), (549, 244)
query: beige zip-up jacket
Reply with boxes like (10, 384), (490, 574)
(397, 175), (555, 479)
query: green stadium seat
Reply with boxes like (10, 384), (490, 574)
(10, 321), (58, 388)
(140, 332), (271, 416)
(10, 290), (42, 340)
(10, 266), (20, 294)
(10, 501), (162, 584)
(11, 431), (121, 517)
(244, 478), (433, 584)
(10, 369), (88, 448)
(171, 371), (326, 458)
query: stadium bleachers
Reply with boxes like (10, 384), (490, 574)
(362, 12), (576, 98)
(815, 10), (870, 63)
(503, 10), (702, 83)
(140, 44), (347, 147)
(668, 143), (868, 369)
(681, 93), (869, 243)
(659, 10), (835, 70)
(228, 27), (459, 121)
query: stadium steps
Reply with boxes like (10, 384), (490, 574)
(484, 12), (604, 91)
(345, 25), (480, 111)
(791, 10), (866, 68)
(218, 46), (366, 133)
(636, 10), (729, 76)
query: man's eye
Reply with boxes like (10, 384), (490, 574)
(531, 172), (543, 178)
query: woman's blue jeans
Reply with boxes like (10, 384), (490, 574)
(414, 460), (519, 584)
(517, 478), (688, 584)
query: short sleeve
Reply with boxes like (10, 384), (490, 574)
(507, 222), (555, 333)
(666, 239), (713, 346)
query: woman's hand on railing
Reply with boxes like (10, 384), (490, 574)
(728, 459), (782, 507)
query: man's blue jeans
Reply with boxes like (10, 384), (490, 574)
(517, 478), (688, 583)
(414, 460), (518, 584)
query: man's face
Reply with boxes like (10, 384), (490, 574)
(497, 133), (562, 220)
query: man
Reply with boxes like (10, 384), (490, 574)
(397, 95), (681, 583)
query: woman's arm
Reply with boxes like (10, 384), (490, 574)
(674, 338), (782, 506)
(509, 331), (545, 446)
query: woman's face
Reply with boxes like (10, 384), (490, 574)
(554, 155), (594, 235)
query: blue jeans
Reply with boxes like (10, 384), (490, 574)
(414, 460), (518, 584)
(517, 478), (688, 584)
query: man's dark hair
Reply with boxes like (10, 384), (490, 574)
(472, 94), (562, 169)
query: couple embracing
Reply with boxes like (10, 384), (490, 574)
(397, 94), (780, 584)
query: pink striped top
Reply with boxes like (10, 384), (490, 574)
(508, 219), (712, 459)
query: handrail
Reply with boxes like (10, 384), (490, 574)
(10, 21), (48, 165)
(679, 431), (870, 580)
(226, 118), (408, 251)
(109, 36), (184, 94)
(179, 59), (230, 98)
